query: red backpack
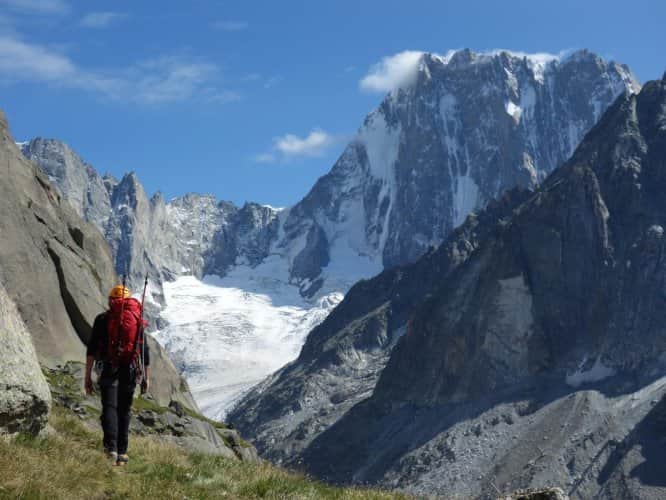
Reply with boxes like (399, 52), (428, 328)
(107, 297), (146, 365)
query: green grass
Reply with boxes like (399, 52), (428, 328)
(131, 395), (169, 415)
(0, 407), (410, 500)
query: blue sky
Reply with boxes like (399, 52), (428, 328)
(1, 0), (664, 207)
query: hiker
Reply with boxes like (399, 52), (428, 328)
(84, 284), (150, 466)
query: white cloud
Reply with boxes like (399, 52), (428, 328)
(80, 11), (125, 28)
(0, 35), (237, 105)
(360, 50), (424, 93)
(213, 20), (248, 32)
(274, 129), (333, 157)
(1, 0), (68, 14)
(255, 128), (337, 164)
(0, 36), (78, 82)
(125, 56), (220, 104)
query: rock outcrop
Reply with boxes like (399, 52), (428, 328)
(0, 283), (51, 435)
(234, 75), (666, 498)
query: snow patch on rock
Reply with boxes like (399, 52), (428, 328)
(566, 357), (616, 387)
(506, 101), (522, 122)
(359, 111), (401, 181)
(453, 175), (479, 227)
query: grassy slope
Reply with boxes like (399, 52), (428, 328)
(0, 407), (409, 500)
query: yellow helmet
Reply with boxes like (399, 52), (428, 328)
(109, 285), (131, 299)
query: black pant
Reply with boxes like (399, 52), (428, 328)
(99, 363), (136, 455)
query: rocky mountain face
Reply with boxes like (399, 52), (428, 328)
(22, 50), (637, 299)
(0, 110), (195, 410)
(235, 75), (666, 498)
(279, 49), (638, 291)
(105, 178), (281, 304)
(1, 114), (115, 366)
(22, 50), (638, 419)
(22, 139), (281, 305)
(228, 187), (532, 462)
(19, 138), (113, 230)
(228, 51), (639, 457)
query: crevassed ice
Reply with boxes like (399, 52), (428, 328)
(153, 257), (345, 420)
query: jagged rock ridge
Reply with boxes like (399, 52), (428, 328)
(23, 140), (283, 306)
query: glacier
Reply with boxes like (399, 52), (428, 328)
(154, 256), (353, 419)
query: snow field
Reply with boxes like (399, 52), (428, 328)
(154, 261), (342, 420)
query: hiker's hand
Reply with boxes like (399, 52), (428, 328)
(141, 378), (149, 394)
(84, 375), (94, 395)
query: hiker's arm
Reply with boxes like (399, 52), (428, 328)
(84, 315), (103, 395)
(84, 356), (95, 395)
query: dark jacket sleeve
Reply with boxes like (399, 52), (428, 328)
(86, 313), (107, 359)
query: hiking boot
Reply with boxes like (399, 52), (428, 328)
(116, 454), (129, 466)
(106, 450), (118, 464)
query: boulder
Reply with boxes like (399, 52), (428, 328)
(0, 282), (51, 435)
(500, 488), (568, 500)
